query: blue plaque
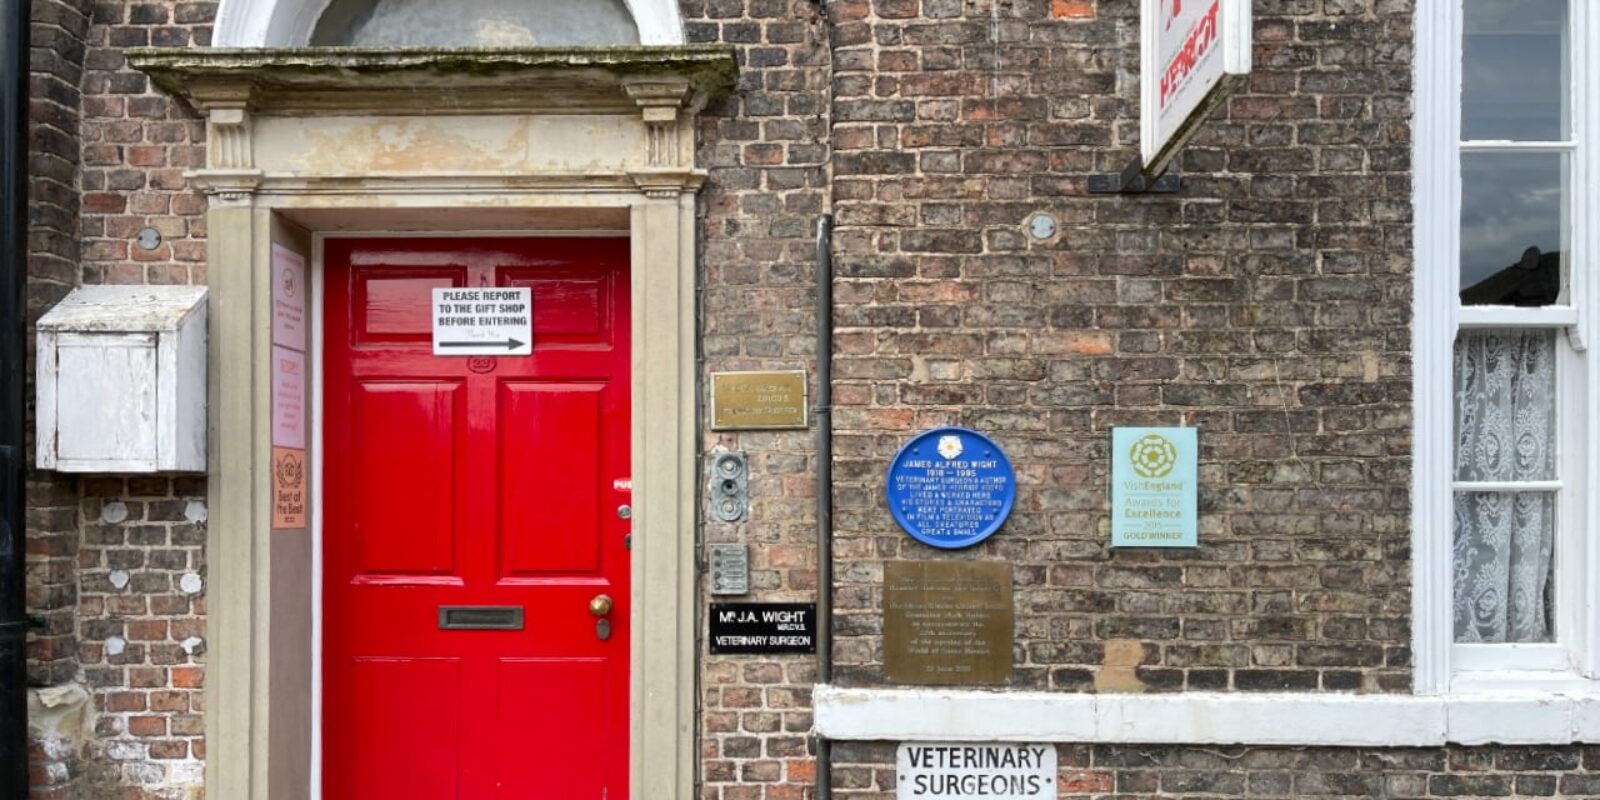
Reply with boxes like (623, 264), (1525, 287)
(886, 427), (1017, 549)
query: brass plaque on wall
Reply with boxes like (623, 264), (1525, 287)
(884, 561), (1013, 686)
(710, 370), (808, 430)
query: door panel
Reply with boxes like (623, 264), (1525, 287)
(324, 238), (630, 800)
(524, 277), (608, 338)
(351, 381), (461, 576)
(499, 383), (604, 576)
(349, 657), (463, 798)
(354, 268), (463, 343)
(494, 658), (610, 797)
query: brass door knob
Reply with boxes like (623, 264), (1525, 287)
(589, 594), (613, 617)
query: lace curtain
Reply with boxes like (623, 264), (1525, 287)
(1453, 329), (1556, 643)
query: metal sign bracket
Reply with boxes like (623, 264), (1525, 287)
(1087, 156), (1181, 195)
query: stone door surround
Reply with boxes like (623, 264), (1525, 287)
(131, 46), (735, 800)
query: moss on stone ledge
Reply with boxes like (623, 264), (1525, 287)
(127, 45), (738, 103)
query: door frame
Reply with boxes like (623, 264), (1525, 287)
(220, 199), (699, 800)
(128, 47), (736, 800)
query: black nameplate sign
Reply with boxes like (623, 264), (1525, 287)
(708, 602), (817, 654)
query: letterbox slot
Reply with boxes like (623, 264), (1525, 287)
(438, 606), (524, 630)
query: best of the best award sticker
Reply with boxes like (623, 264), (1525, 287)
(1111, 427), (1198, 547)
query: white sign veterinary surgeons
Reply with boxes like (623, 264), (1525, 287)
(1140, 0), (1252, 172)
(896, 743), (1055, 800)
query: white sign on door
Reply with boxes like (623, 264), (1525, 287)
(896, 743), (1055, 800)
(271, 345), (305, 449)
(1140, 0), (1251, 172)
(431, 287), (533, 356)
(271, 244), (306, 352)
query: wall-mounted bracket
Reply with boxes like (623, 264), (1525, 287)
(1087, 156), (1181, 195)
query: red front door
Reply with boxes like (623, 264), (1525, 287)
(323, 237), (630, 799)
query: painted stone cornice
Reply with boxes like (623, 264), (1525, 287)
(127, 46), (737, 116)
(127, 46), (734, 198)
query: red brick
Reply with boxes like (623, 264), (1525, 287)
(170, 667), (203, 689)
(1051, 0), (1094, 18)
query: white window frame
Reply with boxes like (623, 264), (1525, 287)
(1414, 0), (1600, 694)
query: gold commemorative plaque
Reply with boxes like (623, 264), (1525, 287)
(710, 370), (808, 430)
(884, 561), (1013, 686)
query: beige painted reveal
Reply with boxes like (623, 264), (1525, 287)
(267, 219), (313, 799)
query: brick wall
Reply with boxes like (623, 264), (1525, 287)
(26, 2), (213, 797)
(27, 0), (90, 796)
(75, 482), (206, 795)
(27, 0), (89, 689)
(18, 0), (1494, 798)
(687, 0), (834, 796)
(831, 742), (1600, 798)
(827, 0), (1415, 693)
(80, 0), (210, 286)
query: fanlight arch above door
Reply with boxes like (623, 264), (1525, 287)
(213, 0), (684, 47)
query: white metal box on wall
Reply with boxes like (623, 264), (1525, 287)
(36, 285), (208, 473)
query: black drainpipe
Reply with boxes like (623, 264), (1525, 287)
(813, 213), (833, 800)
(0, 0), (32, 795)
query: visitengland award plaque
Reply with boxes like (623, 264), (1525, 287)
(1111, 426), (1198, 548)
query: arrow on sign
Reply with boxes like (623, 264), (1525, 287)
(437, 338), (526, 350)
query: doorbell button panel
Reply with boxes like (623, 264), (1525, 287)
(708, 543), (750, 595)
(708, 451), (748, 523)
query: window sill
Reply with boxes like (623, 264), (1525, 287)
(1451, 669), (1600, 696)
(813, 685), (1600, 747)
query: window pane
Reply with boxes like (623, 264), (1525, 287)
(1453, 492), (1554, 643)
(1453, 329), (1556, 482)
(311, 0), (640, 47)
(1463, 0), (1568, 141)
(1452, 330), (1557, 645)
(1459, 152), (1567, 306)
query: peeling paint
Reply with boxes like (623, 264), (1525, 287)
(36, 285), (207, 334)
(1093, 638), (1148, 693)
(27, 683), (91, 751)
(278, 116), (533, 173)
(253, 113), (645, 175)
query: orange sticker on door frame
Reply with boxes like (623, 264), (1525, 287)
(273, 446), (308, 528)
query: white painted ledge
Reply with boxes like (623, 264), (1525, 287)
(814, 686), (1600, 747)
